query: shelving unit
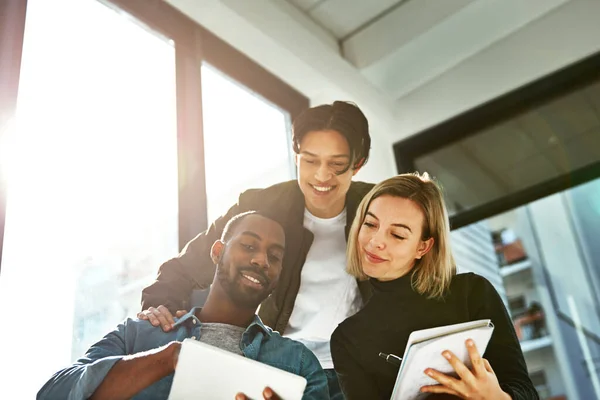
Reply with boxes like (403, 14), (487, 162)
(493, 226), (567, 399)
(521, 336), (553, 353)
(500, 259), (532, 278)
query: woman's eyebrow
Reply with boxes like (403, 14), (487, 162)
(366, 211), (412, 233)
(391, 223), (412, 233)
(366, 211), (379, 220)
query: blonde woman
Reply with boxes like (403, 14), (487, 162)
(330, 173), (538, 399)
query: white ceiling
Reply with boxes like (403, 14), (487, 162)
(286, 0), (569, 101)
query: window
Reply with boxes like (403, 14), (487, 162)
(201, 65), (295, 222)
(0, 0), (308, 397)
(413, 79), (600, 217)
(0, 0), (178, 397)
(393, 53), (600, 228)
(395, 52), (600, 399)
(467, 177), (600, 399)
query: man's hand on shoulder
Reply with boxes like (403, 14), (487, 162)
(137, 305), (188, 332)
(235, 387), (281, 400)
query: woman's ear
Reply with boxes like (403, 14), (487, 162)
(210, 240), (225, 265)
(416, 237), (434, 260)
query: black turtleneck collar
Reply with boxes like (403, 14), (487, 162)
(369, 272), (414, 293)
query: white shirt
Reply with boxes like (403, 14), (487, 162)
(284, 208), (363, 369)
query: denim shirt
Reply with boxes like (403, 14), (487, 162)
(37, 308), (329, 400)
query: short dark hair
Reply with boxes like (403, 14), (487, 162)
(292, 101), (371, 174)
(221, 211), (258, 242)
(220, 210), (283, 243)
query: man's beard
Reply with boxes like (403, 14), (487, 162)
(216, 260), (271, 309)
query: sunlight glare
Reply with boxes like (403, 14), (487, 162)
(0, 0), (179, 398)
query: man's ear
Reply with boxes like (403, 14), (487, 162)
(294, 153), (300, 167)
(352, 158), (365, 176)
(416, 237), (434, 260)
(210, 240), (225, 265)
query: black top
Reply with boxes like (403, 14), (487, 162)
(331, 272), (539, 400)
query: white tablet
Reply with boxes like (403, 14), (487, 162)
(168, 338), (307, 400)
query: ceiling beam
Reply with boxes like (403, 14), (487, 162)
(343, 0), (473, 70)
(308, 0), (404, 39)
(352, 0), (568, 100)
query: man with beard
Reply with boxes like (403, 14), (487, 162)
(37, 212), (328, 400)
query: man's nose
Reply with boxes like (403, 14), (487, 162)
(314, 162), (332, 182)
(251, 252), (269, 269)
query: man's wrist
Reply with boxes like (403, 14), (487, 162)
(166, 341), (182, 372)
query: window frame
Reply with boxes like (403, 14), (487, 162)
(0, 0), (309, 273)
(393, 51), (600, 230)
(0, 0), (28, 275)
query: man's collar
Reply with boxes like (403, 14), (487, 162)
(173, 307), (272, 337)
(246, 313), (273, 337)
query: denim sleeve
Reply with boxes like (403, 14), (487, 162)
(37, 320), (132, 400)
(299, 346), (330, 400)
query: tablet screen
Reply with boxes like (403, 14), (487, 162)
(168, 339), (307, 400)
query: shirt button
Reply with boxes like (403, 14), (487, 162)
(192, 318), (198, 324)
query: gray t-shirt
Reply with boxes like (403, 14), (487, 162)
(199, 322), (245, 355)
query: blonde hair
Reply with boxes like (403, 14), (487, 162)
(347, 172), (456, 300)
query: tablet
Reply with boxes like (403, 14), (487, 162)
(391, 319), (494, 400)
(168, 338), (307, 400)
